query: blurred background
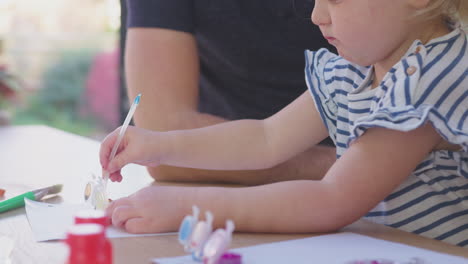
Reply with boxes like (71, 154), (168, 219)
(0, 0), (123, 139)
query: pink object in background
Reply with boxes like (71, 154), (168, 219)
(85, 49), (120, 130)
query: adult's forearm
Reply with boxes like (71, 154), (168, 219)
(151, 144), (336, 186)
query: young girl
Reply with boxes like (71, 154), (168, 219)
(100, 0), (468, 247)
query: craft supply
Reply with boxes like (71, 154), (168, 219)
(189, 211), (213, 261)
(202, 220), (235, 264)
(74, 209), (110, 227)
(84, 93), (141, 210)
(0, 189), (5, 197)
(83, 174), (108, 210)
(178, 207), (236, 264)
(74, 209), (113, 264)
(153, 233), (467, 264)
(346, 257), (427, 264)
(24, 199), (174, 242)
(218, 252), (242, 264)
(0, 184), (62, 213)
(65, 223), (111, 264)
(178, 205), (200, 251)
(102, 93), (141, 187)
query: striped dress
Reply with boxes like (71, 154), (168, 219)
(305, 28), (468, 247)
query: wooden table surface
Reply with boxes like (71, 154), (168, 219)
(1, 125), (467, 264)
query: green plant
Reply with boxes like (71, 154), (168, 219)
(12, 48), (100, 136)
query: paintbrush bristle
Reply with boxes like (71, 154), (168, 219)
(33, 184), (63, 200)
(48, 184), (63, 195)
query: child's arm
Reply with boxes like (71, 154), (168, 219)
(229, 123), (442, 232)
(101, 92), (329, 176)
(106, 122), (442, 233)
(162, 92), (329, 170)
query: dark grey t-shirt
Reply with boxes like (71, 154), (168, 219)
(127, 0), (334, 120)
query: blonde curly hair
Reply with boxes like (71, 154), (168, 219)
(416, 0), (468, 29)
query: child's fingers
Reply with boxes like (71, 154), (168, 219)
(109, 172), (123, 182)
(105, 201), (116, 216)
(111, 205), (140, 228)
(105, 197), (132, 216)
(125, 217), (152, 234)
(107, 151), (130, 174)
(99, 132), (118, 170)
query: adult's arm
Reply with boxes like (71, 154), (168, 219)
(125, 28), (335, 185)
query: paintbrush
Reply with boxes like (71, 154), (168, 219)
(0, 184), (63, 213)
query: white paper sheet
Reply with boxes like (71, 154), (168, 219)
(0, 236), (14, 264)
(25, 199), (174, 242)
(152, 232), (468, 264)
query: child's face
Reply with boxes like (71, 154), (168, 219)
(311, 0), (417, 66)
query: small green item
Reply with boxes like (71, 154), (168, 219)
(0, 192), (36, 213)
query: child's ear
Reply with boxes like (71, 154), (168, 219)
(408, 0), (431, 10)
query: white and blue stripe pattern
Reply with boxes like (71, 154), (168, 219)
(305, 28), (468, 247)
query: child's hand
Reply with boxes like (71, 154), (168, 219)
(105, 185), (187, 233)
(99, 126), (163, 182)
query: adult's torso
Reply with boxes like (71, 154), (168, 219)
(194, 0), (333, 119)
(127, 0), (333, 120)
